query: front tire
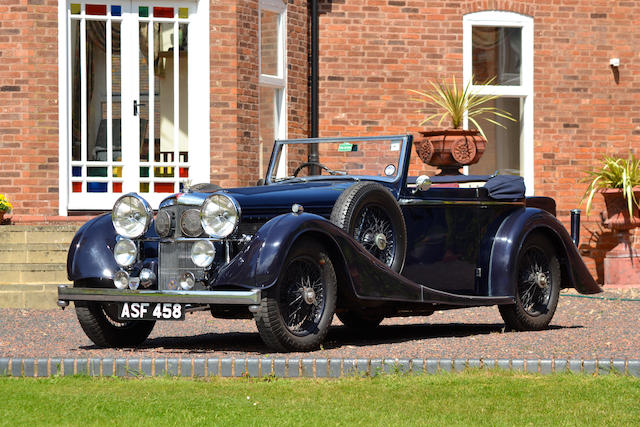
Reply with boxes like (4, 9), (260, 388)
(499, 234), (561, 331)
(254, 239), (337, 352)
(75, 300), (155, 348)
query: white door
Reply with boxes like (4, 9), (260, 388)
(65, 0), (209, 211)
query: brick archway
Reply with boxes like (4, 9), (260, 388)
(461, 1), (535, 17)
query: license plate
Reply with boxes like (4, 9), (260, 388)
(117, 302), (185, 320)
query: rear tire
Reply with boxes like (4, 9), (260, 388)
(75, 300), (155, 348)
(499, 234), (561, 331)
(254, 239), (337, 352)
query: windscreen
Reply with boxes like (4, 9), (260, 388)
(267, 137), (406, 182)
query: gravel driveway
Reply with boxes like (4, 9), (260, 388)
(1, 289), (638, 360)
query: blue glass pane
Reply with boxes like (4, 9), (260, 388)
(72, 166), (82, 177)
(87, 182), (108, 193)
(111, 5), (122, 16)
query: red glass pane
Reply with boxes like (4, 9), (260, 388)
(179, 167), (189, 178)
(155, 183), (174, 193)
(86, 4), (107, 15)
(153, 7), (174, 18)
(72, 182), (82, 192)
(113, 182), (122, 193)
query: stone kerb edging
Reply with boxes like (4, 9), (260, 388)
(1, 358), (639, 378)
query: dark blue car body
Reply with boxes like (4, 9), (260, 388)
(59, 135), (600, 351)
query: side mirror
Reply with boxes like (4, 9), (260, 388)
(414, 175), (432, 193)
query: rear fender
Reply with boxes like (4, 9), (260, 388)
(488, 208), (601, 296)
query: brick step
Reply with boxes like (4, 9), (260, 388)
(0, 243), (69, 264)
(0, 225), (79, 245)
(0, 283), (63, 309)
(0, 263), (70, 285)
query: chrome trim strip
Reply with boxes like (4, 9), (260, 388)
(399, 199), (524, 207)
(57, 285), (261, 305)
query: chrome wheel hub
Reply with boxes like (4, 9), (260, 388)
(302, 287), (317, 305)
(374, 233), (387, 250)
(534, 271), (548, 289)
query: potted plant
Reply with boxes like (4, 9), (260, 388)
(581, 154), (640, 230)
(0, 194), (12, 222)
(409, 77), (516, 175)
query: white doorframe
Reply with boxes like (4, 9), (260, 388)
(58, 0), (209, 214)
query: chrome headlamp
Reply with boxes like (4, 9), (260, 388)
(200, 194), (240, 239)
(112, 193), (153, 238)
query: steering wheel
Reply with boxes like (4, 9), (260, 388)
(293, 162), (343, 177)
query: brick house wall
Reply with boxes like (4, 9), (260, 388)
(316, 0), (640, 281)
(210, 0), (309, 189)
(0, 0), (59, 218)
(1, 0), (308, 218)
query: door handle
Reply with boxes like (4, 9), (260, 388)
(133, 100), (146, 116)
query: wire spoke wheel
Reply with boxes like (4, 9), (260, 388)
(353, 205), (396, 267)
(75, 288), (155, 348)
(499, 234), (561, 331)
(254, 239), (337, 352)
(330, 182), (407, 273)
(517, 247), (552, 316)
(279, 256), (326, 336)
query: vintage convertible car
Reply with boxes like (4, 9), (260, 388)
(58, 135), (601, 351)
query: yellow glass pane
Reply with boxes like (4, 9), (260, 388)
(178, 7), (188, 18)
(140, 182), (150, 193)
(155, 167), (174, 178)
(112, 166), (122, 178)
(70, 4), (81, 14)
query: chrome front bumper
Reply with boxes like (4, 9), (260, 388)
(57, 285), (261, 306)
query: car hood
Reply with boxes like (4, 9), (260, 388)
(162, 180), (358, 217)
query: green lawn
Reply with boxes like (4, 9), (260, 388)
(1, 371), (638, 426)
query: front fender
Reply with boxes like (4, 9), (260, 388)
(67, 214), (119, 281)
(489, 208), (601, 296)
(214, 212), (425, 302)
(67, 214), (158, 283)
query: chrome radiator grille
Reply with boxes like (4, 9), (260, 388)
(158, 241), (205, 290)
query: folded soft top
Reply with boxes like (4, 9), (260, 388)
(428, 174), (526, 200)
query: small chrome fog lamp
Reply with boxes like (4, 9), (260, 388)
(191, 240), (216, 267)
(139, 268), (156, 288)
(179, 272), (196, 290)
(113, 270), (129, 290)
(114, 238), (137, 267)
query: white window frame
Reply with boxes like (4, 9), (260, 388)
(58, 0), (210, 214)
(463, 11), (534, 195)
(259, 0), (287, 178)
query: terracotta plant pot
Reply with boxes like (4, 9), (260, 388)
(601, 188), (640, 230)
(413, 129), (486, 175)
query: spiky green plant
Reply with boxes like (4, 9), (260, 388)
(408, 77), (517, 140)
(581, 154), (640, 216)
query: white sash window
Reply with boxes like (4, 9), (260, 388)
(463, 11), (534, 195)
